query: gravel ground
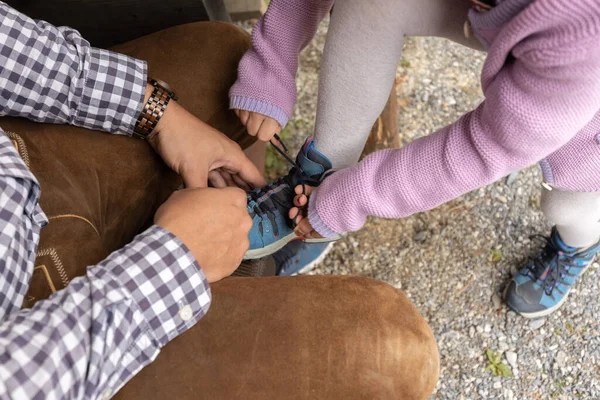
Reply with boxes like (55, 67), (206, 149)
(239, 19), (600, 400)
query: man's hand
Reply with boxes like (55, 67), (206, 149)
(234, 109), (282, 142)
(289, 185), (323, 239)
(155, 187), (251, 282)
(150, 95), (266, 190)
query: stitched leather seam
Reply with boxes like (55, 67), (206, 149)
(5, 131), (30, 167)
(36, 248), (70, 287)
(34, 264), (57, 293)
(48, 214), (100, 236)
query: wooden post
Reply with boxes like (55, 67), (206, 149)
(361, 80), (400, 158)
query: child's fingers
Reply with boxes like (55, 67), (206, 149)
(289, 207), (303, 225)
(294, 185), (316, 196)
(257, 118), (281, 142)
(234, 109), (240, 118)
(238, 110), (250, 126)
(304, 230), (323, 240)
(293, 194), (307, 207)
(246, 113), (264, 137)
(294, 217), (314, 238)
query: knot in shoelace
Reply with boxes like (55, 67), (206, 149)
(524, 234), (577, 296)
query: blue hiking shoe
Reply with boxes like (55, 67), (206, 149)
(505, 227), (600, 318)
(244, 138), (338, 260)
(274, 241), (334, 276)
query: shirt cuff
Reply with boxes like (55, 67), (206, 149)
(75, 48), (147, 135)
(230, 95), (289, 129)
(102, 225), (211, 347)
(307, 188), (341, 239)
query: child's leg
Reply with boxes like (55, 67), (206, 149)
(314, 0), (478, 168)
(541, 186), (600, 248)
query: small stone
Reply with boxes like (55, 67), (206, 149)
(505, 351), (518, 369)
(497, 195), (508, 203)
(441, 330), (460, 341)
(493, 382), (502, 389)
(555, 351), (567, 368)
(506, 389), (515, 400)
(505, 171), (519, 186)
(529, 318), (546, 330)
(414, 231), (427, 242)
(484, 323), (492, 333)
(491, 293), (502, 310)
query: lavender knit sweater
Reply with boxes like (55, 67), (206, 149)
(231, 0), (600, 238)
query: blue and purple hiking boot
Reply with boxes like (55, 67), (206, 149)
(244, 137), (339, 260)
(505, 227), (600, 318)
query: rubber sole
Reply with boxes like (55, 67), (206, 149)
(505, 260), (593, 319)
(243, 232), (341, 260)
(294, 242), (335, 275)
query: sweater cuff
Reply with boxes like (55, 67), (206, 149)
(307, 188), (340, 239)
(230, 95), (289, 128)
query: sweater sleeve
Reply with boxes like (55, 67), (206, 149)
(229, 0), (334, 128)
(308, 29), (600, 236)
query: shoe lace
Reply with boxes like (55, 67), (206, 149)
(247, 134), (309, 231)
(524, 234), (577, 296)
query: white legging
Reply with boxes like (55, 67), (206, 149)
(312, 0), (480, 168)
(542, 186), (600, 248)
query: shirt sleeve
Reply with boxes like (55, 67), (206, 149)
(229, 0), (334, 128)
(0, 3), (146, 135)
(0, 224), (211, 400)
(0, 130), (45, 317)
(308, 18), (600, 236)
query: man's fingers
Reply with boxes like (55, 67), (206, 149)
(220, 170), (237, 187)
(237, 159), (267, 188)
(182, 167), (209, 189)
(257, 118), (281, 142)
(232, 174), (252, 191)
(223, 149), (267, 189)
(208, 170), (227, 188)
(246, 114), (264, 136)
(222, 186), (248, 208)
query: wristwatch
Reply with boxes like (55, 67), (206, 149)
(133, 79), (178, 139)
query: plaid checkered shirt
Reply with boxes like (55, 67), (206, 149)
(0, 3), (211, 399)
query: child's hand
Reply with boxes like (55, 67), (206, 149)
(234, 109), (282, 142)
(289, 185), (323, 239)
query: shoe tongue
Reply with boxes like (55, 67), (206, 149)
(294, 138), (332, 180)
